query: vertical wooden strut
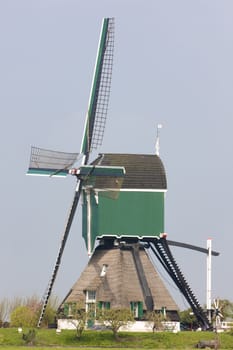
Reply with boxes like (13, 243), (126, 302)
(132, 244), (154, 311)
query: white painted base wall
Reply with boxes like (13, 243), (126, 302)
(58, 319), (78, 330)
(57, 319), (180, 333)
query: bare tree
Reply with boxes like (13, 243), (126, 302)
(146, 311), (168, 332)
(0, 298), (10, 325)
(64, 302), (94, 340)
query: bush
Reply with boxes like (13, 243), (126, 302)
(22, 329), (36, 345)
(9, 295), (59, 328)
(11, 305), (37, 327)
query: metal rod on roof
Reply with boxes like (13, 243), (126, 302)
(155, 123), (162, 156)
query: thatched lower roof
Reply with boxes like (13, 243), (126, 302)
(62, 242), (178, 313)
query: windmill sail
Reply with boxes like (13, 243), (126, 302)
(81, 18), (114, 158)
(27, 146), (78, 177)
(35, 18), (115, 327)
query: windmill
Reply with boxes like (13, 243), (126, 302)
(212, 299), (224, 330)
(28, 18), (219, 330)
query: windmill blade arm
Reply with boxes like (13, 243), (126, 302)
(27, 168), (69, 177)
(81, 18), (114, 157)
(167, 240), (220, 256)
(37, 179), (82, 327)
(73, 165), (125, 178)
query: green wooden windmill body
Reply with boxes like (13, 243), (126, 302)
(82, 153), (167, 253)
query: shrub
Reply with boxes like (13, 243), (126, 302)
(22, 329), (36, 345)
(10, 305), (37, 327)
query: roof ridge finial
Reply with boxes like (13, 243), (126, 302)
(155, 123), (163, 156)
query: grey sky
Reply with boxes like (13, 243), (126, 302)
(0, 0), (232, 310)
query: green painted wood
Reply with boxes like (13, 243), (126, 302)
(27, 168), (68, 177)
(63, 303), (69, 317)
(80, 165), (125, 177)
(96, 191), (164, 236)
(138, 301), (143, 318)
(82, 196), (88, 249)
(82, 190), (165, 252)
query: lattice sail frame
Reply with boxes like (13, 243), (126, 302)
(81, 18), (114, 155)
(91, 19), (114, 151)
(27, 146), (79, 177)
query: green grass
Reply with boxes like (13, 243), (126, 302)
(0, 328), (233, 349)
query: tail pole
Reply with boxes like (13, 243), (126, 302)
(148, 237), (212, 330)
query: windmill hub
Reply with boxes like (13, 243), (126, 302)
(69, 168), (78, 176)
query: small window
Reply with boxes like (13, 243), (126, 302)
(63, 302), (76, 317)
(100, 264), (108, 277)
(86, 290), (96, 302)
(98, 301), (110, 310)
(130, 301), (143, 319)
(85, 291), (96, 316)
(68, 303), (77, 317)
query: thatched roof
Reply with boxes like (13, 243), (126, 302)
(63, 243), (178, 312)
